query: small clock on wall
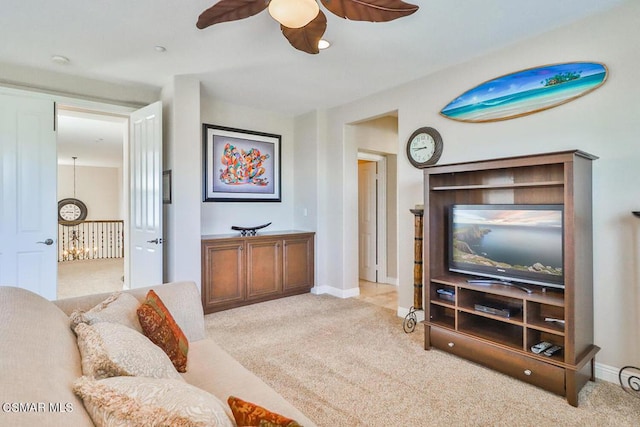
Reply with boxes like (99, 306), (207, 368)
(58, 198), (88, 223)
(406, 127), (443, 168)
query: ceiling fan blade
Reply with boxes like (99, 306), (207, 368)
(320, 0), (418, 22)
(197, 0), (268, 29)
(281, 10), (327, 54)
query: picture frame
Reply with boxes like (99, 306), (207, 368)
(162, 170), (172, 204)
(202, 124), (281, 202)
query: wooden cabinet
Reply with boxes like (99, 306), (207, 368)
(201, 231), (314, 313)
(246, 239), (281, 300)
(423, 150), (599, 406)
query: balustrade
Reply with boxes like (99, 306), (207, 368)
(58, 220), (124, 262)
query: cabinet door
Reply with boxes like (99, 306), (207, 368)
(282, 235), (314, 292)
(202, 241), (245, 311)
(246, 239), (282, 300)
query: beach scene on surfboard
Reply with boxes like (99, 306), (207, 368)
(440, 62), (607, 123)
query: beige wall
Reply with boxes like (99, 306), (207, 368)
(162, 76), (201, 286)
(199, 98), (296, 236)
(57, 164), (122, 220)
(311, 1), (639, 376)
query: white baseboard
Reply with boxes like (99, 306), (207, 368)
(596, 362), (626, 385)
(311, 285), (360, 299)
(383, 277), (398, 286)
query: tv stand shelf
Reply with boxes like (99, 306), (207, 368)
(431, 180), (564, 191)
(423, 151), (599, 407)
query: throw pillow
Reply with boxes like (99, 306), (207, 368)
(227, 396), (302, 427)
(73, 376), (234, 427)
(137, 289), (189, 372)
(70, 292), (143, 333)
(75, 322), (182, 381)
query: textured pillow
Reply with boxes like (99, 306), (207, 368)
(70, 292), (143, 333)
(73, 376), (234, 427)
(227, 396), (302, 427)
(75, 322), (182, 381)
(259, 422), (302, 427)
(137, 289), (189, 372)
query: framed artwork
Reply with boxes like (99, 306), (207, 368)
(162, 170), (172, 204)
(440, 62), (608, 123)
(203, 124), (281, 202)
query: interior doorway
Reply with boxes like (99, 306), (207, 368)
(56, 106), (128, 299)
(358, 159), (377, 282)
(357, 151), (388, 283)
(357, 151), (398, 309)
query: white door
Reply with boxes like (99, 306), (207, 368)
(0, 94), (57, 299)
(129, 102), (163, 287)
(358, 161), (377, 282)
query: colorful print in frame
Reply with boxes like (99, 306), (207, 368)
(440, 62), (608, 123)
(203, 124), (281, 202)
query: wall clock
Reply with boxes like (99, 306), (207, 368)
(58, 198), (88, 223)
(406, 127), (443, 168)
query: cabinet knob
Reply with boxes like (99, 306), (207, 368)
(524, 369), (532, 376)
(448, 342), (455, 348)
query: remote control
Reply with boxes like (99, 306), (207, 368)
(531, 341), (553, 354)
(436, 288), (455, 296)
(543, 345), (562, 357)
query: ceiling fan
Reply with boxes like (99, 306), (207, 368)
(197, 0), (419, 54)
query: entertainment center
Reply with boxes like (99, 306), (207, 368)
(423, 150), (599, 406)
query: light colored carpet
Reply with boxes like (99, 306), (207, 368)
(57, 258), (124, 299)
(205, 294), (640, 427)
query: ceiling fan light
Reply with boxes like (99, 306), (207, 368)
(318, 39), (331, 50)
(268, 0), (319, 29)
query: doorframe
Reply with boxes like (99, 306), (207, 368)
(357, 151), (388, 284)
(0, 85), (163, 295)
(55, 104), (130, 290)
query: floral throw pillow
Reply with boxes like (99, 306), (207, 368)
(136, 290), (189, 372)
(75, 322), (182, 381)
(73, 376), (234, 427)
(70, 292), (143, 334)
(227, 396), (302, 427)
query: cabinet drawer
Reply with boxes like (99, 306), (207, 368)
(430, 327), (565, 396)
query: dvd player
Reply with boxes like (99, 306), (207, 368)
(474, 302), (520, 318)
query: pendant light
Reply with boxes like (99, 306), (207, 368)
(72, 156), (78, 199)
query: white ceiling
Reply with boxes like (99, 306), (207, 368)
(1, 0), (627, 166)
(56, 109), (126, 168)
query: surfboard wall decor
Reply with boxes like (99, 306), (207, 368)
(440, 62), (608, 123)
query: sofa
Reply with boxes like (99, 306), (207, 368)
(0, 281), (316, 426)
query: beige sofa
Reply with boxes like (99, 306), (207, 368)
(0, 281), (316, 426)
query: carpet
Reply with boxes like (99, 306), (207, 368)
(204, 294), (640, 426)
(57, 258), (124, 299)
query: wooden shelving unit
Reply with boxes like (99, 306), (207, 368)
(423, 150), (599, 406)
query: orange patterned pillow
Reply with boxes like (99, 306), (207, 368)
(137, 290), (189, 372)
(227, 396), (302, 427)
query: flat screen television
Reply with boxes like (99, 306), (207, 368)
(448, 204), (564, 290)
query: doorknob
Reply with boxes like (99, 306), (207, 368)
(37, 238), (54, 246)
(147, 238), (163, 244)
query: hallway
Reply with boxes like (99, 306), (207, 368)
(356, 280), (397, 311)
